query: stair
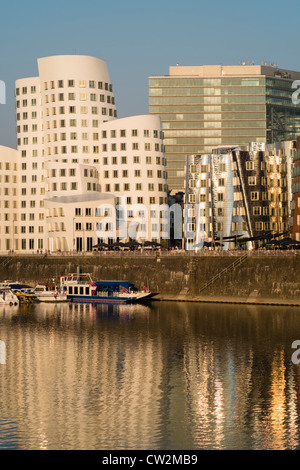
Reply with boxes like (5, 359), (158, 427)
(198, 253), (248, 293)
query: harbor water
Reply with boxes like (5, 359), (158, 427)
(1, 300), (300, 450)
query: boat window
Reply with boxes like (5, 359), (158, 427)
(80, 287), (84, 295)
(74, 287), (78, 295)
(85, 287), (89, 295)
(69, 286), (73, 294)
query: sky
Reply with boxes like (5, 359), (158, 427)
(0, 0), (299, 148)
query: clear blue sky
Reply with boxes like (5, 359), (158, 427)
(0, 0), (299, 148)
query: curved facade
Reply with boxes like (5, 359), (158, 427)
(98, 115), (168, 241)
(11, 55), (168, 253)
(0, 146), (19, 251)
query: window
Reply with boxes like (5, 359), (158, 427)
(251, 192), (259, 200)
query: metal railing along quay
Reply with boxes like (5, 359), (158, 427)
(0, 250), (298, 258)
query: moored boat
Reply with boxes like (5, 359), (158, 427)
(60, 273), (154, 304)
(33, 284), (67, 302)
(0, 288), (19, 306)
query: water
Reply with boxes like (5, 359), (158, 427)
(0, 300), (300, 450)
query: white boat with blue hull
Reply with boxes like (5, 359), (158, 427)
(60, 273), (154, 304)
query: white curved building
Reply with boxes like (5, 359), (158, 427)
(0, 146), (19, 251)
(10, 54), (168, 253)
(98, 115), (168, 241)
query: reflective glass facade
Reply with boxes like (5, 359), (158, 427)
(149, 67), (300, 192)
(186, 141), (294, 250)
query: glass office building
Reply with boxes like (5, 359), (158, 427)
(149, 65), (300, 192)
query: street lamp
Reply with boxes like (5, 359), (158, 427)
(12, 219), (15, 254)
(73, 217), (76, 253)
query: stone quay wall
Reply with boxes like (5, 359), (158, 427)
(0, 253), (299, 306)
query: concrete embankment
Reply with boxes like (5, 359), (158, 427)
(0, 254), (299, 306)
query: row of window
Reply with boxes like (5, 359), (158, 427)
(42, 146), (165, 157)
(19, 152), (166, 167)
(75, 197), (169, 214)
(16, 107), (117, 120)
(102, 156), (166, 165)
(44, 93), (114, 103)
(102, 169), (166, 179)
(190, 162), (288, 174)
(50, 182), (99, 192)
(101, 183), (167, 193)
(101, 129), (163, 139)
(252, 206), (287, 216)
(16, 94), (115, 108)
(48, 168), (97, 178)
(16, 81), (113, 95)
(3, 212), (44, 221)
(190, 176), (287, 187)
(187, 221), (288, 234)
(20, 187), (45, 195)
(17, 226), (44, 233)
(43, 80), (113, 91)
(44, 106), (115, 116)
(188, 191), (289, 203)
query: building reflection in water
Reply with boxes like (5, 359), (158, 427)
(0, 301), (300, 449)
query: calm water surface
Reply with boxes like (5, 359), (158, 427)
(0, 300), (300, 450)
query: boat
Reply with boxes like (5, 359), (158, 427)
(15, 289), (38, 304)
(33, 283), (67, 302)
(0, 281), (38, 304)
(60, 273), (154, 304)
(0, 288), (19, 306)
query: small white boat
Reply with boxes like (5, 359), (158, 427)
(33, 284), (67, 302)
(0, 288), (19, 306)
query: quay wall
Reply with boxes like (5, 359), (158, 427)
(0, 254), (300, 306)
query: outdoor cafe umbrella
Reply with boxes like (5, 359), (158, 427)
(193, 241), (223, 248)
(92, 242), (109, 249)
(143, 241), (162, 247)
(263, 239), (281, 247)
(277, 237), (300, 246)
(123, 240), (142, 248)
